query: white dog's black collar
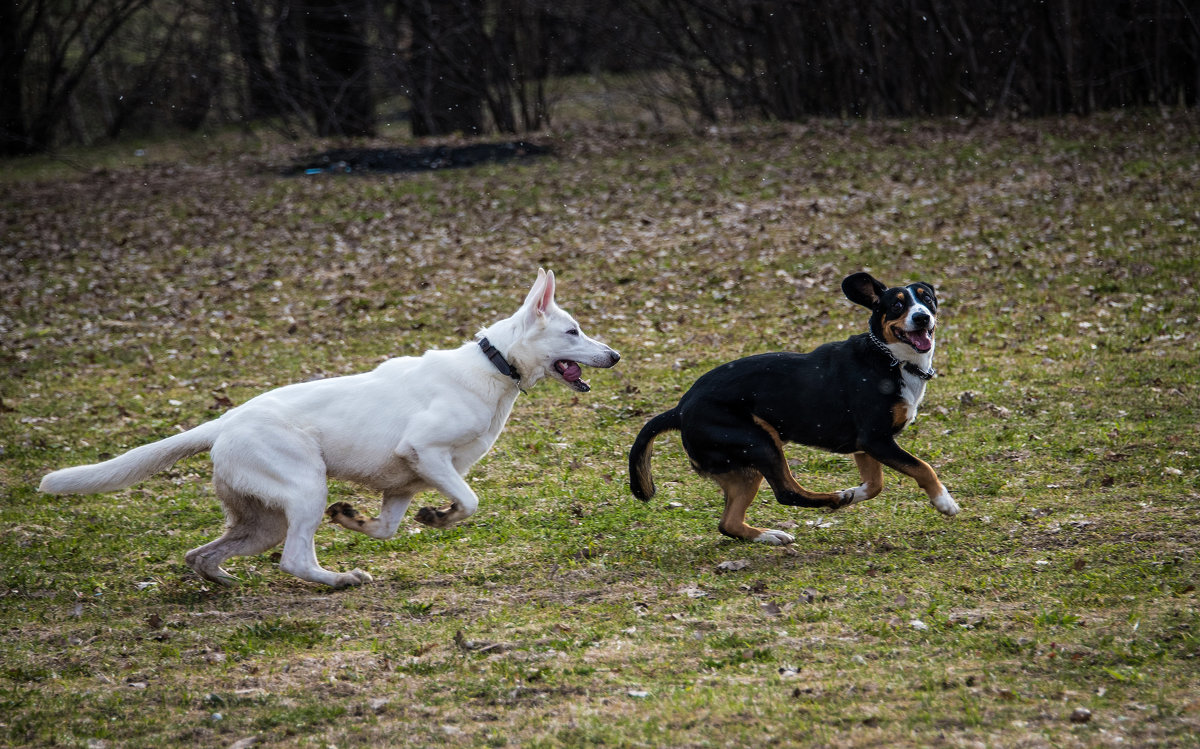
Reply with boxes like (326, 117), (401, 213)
(478, 338), (522, 383)
(867, 332), (936, 381)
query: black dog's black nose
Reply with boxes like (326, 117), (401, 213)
(912, 312), (931, 328)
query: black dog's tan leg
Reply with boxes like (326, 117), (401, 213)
(834, 452), (885, 508)
(751, 416), (845, 508)
(865, 440), (960, 516)
(714, 470), (794, 546)
(898, 457), (959, 515)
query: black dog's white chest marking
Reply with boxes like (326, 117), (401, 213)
(896, 371), (927, 428)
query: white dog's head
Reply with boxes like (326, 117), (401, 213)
(492, 269), (620, 392)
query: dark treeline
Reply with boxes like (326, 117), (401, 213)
(649, 0), (1200, 120)
(2, 0), (1197, 155)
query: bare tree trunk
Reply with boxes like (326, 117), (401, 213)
(486, 3), (520, 134)
(306, 0), (375, 137)
(276, 0), (306, 120)
(230, 0), (281, 120)
(0, 1), (32, 154)
(408, 0), (485, 136)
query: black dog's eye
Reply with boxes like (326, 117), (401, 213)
(890, 301), (904, 314)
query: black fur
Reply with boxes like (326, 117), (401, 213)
(629, 271), (948, 520)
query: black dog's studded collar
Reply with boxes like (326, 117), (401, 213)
(478, 337), (523, 385)
(868, 332), (936, 381)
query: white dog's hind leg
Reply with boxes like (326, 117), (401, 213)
(278, 506), (373, 588)
(271, 468), (373, 588)
(211, 427), (372, 588)
(327, 492), (413, 539)
(185, 483), (287, 584)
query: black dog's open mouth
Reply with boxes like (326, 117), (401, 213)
(555, 360), (590, 392)
(895, 328), (934, 353)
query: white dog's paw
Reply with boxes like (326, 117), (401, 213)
(185, 550), (240, 585)
(753, 529), (795, 546)
(931, 490), (960, 516)
(331, 569), (374, 589)
(414, 505), (453, 528)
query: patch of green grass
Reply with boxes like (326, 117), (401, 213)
(223, 618), (331, 658)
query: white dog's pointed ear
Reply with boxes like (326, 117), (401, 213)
(522, 268), (555, 319)
(539, 270), (556, 313)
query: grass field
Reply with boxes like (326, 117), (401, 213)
(2, 109), (1199, 747)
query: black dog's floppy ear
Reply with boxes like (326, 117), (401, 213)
(842, 272), (887, 309)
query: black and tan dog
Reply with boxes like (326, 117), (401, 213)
(629, 272), (959, 545)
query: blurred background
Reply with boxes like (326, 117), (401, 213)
(4, 0), (1198, 156)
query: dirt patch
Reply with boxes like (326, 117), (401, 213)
(285, 141), (550, 175)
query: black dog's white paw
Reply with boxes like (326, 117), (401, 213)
(753, 529), (795, 546)
(932, 491), (961, 516)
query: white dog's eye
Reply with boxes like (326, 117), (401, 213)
(566, 328), (579, 336)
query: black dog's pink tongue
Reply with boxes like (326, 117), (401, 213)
(909, 330), (933, 352)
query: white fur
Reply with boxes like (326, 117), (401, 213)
(39, 269), (619, 588)
(753, 529), (796, 546)
(931, 488), (961, 516)
(838, 483), (872, 505)
(887, 298), (936, 427)
(888, 297), (960, 516)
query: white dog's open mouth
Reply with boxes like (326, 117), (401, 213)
(555, 360), (590, 392)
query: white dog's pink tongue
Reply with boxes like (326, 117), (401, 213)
(557, 360), (582, 381)
(909, 330), (932, 352)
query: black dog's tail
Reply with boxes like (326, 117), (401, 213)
(629, 407), (682, 501)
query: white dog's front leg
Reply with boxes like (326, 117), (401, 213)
(413, 472), (478, 528)
(328, 492), (413, 539)
(397, 446), (480, 529)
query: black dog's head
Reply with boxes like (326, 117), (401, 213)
(842, 272), (938, 354)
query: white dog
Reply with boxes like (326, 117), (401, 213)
(40, 269), (619, 588)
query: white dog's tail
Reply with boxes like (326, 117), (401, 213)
(39, 419), (223, 495)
